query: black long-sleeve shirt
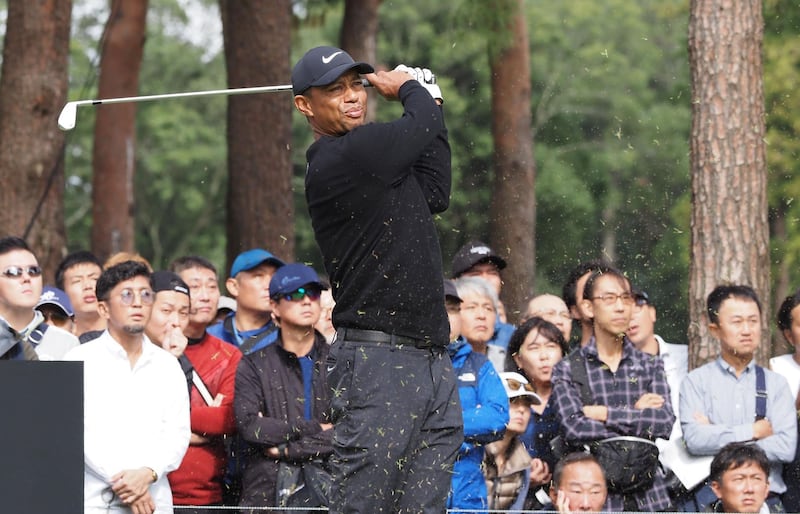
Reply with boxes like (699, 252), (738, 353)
(304, 80), (452, 344)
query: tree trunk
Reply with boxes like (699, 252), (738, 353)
(220, 0), (293, 269)
(90, 0), (148, 261)
(687, 0), (769, 368)
(340, 0), (381, 122)
(0, 0), (71, 281)
(488, 0), (536, 324)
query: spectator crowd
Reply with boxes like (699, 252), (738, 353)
(1, 234), (799, 514)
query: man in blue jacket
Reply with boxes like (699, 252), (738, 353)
(447, 329), (509, 512)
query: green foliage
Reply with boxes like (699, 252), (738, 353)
(765, 30), (800, 294)
(764, 0), (800, 36)
(290, 0), (693, 341)
(59, 0), (800, 346)
(519, 0), (692, 342)
(64, 0), (228, 270)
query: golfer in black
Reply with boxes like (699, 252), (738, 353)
(292, 46), (463, 514)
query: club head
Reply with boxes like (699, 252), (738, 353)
(57, 102), (77, 131)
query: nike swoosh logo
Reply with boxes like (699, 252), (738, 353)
(322, 51), (343, 64)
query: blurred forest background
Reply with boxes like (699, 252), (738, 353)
(0, 0), (798, 359)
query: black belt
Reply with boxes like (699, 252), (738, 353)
(335, 328), (438, 350)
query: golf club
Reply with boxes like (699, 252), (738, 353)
(58, 79), (372, 131)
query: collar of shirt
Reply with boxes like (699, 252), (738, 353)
(98, 331), (159, 369)
(714, 355), (757, 377)
(584, 335), (636, 362)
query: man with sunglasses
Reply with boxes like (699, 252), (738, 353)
(65, 260), (190, 513)
(234, 263), (333, 509)
(0, 236), (78, 360)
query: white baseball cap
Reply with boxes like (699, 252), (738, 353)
(500, 372), (541, 405)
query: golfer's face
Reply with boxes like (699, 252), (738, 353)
(306, 71), (367, 136)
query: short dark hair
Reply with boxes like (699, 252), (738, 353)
(706, 284), (762, 325)
(169, 255), (218, 276)
(709, 442), (769, 484)
(506, 317), (568, 372)
(0, 236), (31, 256)
(96, 261), (151, 302)
(777, 288), (800, 332)
(552, 452), (606, 489)
(582, 265), (628, 301)
(55, 251), (103, 289)
(562, 260), (609, 309)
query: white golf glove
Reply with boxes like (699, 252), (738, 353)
(394, 64), (443, 103)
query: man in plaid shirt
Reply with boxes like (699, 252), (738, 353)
(551, 265), (675, 511)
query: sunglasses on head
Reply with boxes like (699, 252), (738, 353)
(2, 265), (42, 279)
(274, 287), (321, 302)
(505, 378), (535, 393)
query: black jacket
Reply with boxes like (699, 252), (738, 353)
(234, 331), (332, 507)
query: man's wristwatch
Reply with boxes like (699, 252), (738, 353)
(147, 467), (157, 483)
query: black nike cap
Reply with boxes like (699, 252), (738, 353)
(291, 46), (374, 96)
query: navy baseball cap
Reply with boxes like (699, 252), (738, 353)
(36, 286), (74, 317)
(291, 46), (374, 95)
(269, 263), (327, 298)
(230, 249), (285, 278)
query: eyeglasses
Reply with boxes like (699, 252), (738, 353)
(505, 378), (536, 393)
(591, 292), (634, 305)
(107, 288), (155, 305)
(2, 265), (42, 279)
(274, 287), (321, 303)
(532, 309), (571, 320)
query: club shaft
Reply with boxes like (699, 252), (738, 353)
(58, 79), (371, 130)
(78, 84), (294, 107)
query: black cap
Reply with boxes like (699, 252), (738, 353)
(151, 271), (190, 297)
(632, 288), (650, 306)
(291, 46), (374, 96)
(444, 279), (462, 303)
(451, 241), (507, 278)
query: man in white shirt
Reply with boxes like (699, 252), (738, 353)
(627, 288), (688, 424)
(65, 260), (190, 513)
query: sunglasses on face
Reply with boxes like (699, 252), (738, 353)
(274, 287), (321, 303)
(505, 378), (536, 393)
(2, 265), (42, 279)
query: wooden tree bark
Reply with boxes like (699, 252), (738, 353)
(90, 0), (148, 261)
(220, 0), (293, 268)
(340, 0), (381, 122)
(688, 0), (770, 368)
(0, 0), (71, 281)
(488, 0), (536, 323)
